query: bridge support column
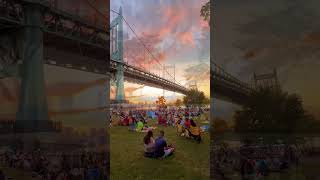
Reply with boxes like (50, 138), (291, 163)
(16, 2), (49, 131)
(115, 7), (125, 102)
(115, 65), (124, 101)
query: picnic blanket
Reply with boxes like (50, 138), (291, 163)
(200, 125), (209, 132)
(147, 111), (157, 119)
(140, 126), (157, 133)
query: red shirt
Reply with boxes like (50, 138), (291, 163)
(185, 120), (191, 129)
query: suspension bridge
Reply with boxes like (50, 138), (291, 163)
(109, 7), (188, 101)
(211, 61), (280, 104)
(0, 0), (189, 129)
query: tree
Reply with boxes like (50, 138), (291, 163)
(200, 1), (210, 25)
(156, 96), (166, 107)
(212, 118), (230, 134)
(234, 86), (318, 134)
(183, 89), (207, 105)
(203, 96), (210, 105)
(175, 99), (183, 107)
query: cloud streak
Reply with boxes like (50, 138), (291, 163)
(214, 0), (320, 118)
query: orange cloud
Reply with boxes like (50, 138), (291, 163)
(125, 86), (145, 93)
(124, 33), (167, 69)
(177, 31), (195, 47)
(117, 0), (210, 78)
(110, 85), (145, 100)
(159, 27), (171, 38)
(161, 6), (186, 34)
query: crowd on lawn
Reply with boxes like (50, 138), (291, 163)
(111, 106), (209, 159)
(0, 149), (108, 180)
(212, 144), (304, 180)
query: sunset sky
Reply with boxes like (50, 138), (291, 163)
(0, 0), (210, 118)
(213, 0), (320, 120)
(110, 0), (210, 102)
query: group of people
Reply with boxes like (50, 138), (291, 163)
(113, 106), (206, 135)
(0, 149), (108, 180)
(213, 144), (302, 179)
(143, 130), (175, 159)
(111, 106), (208, 159)
(156, 107), (206, 127)
(176, 118), (202, 143)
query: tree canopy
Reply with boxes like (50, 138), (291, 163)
(174, 99), (183, 107)
(183, 89), (209, 105)
(234, 87), (318, 134)
(200, 1), (210, 25)
(156, 96), (166, 107)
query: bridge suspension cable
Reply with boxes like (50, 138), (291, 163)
(83, 0), (180, 86)
(110, 9), (179, 85)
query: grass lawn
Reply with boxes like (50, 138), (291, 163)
(221, 162), (319, 180)
(110, 114), (210, 180)
(0, 166), (34, 180)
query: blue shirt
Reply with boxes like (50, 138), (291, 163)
(154, 136), (167, 157)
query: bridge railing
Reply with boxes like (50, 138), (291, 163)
(212, 61), (252, 93)
(0, 0), (109, 51)
(0, 0), (24, 24)
(110, 59), (188, 94)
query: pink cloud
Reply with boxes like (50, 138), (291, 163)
(177, 31), (195, 47)
(200, 19), (209, 29)
(124, 33), (167, 69)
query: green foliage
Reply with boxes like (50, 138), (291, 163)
(200, 1), (210, 24)
(212, 118), (230, 134)
(156, 96), (166, 107)
(234, 87), (318, 133)
(203, 96), (210, 105)
(183, 89), (208, 105)
(174, 98), (183, 107)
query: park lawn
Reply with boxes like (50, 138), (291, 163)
(0, 166), (34, 180)
(219, 151), (320, 180)
(110, 115), (210, 180)
(52, 111), (107, 132)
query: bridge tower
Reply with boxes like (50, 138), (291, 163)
(189, 81), (198, 90)
(162, 64), (175, 97)
(110, 7), (125, 102)
(16, 0), (50, 131)
(253, 69), (280, 90)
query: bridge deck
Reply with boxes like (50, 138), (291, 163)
(211, 62), (253, 104)
(0, 0), (188, 95)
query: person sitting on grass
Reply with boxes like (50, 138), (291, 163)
(158, 114), (167, 126)
(128, 117), (138, 131)
(176, 119), (184, 136)
(154, 130), (175, 159)
(143, 130), (155, 158)
(184, 118), (191, 129)
(136, 119), (144, 132)
(120, 116), (129, 126)
(187, 119), (202, 143)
